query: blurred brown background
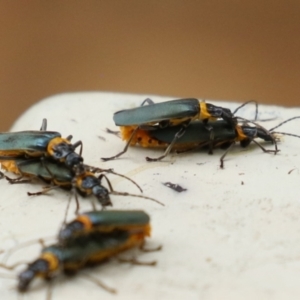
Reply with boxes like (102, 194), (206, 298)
(1, 1), (299, 130)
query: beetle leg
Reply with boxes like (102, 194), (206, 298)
(38, 238), (47, 248)
(27, 185), (60, 196)
(140, 98), (155, 106)
(90, 196), (97, 211)
(98, 174), (114, 192)
(219, 142), (235, 169)
(80, 273), (117, 294)
(66, 135), (73, 141)
(5, 175), (32, 184)
(139, 242), (162, 252)
(102, 126), (140, 161)
(27, 175), (59, 196)
(68, 176), (80, 215)
(117, 256), (156, 266)
(203, 123), (215, 155)
(40, 118), (47, 131)
(40, 157), (56, 178)
(46, 280), (54, 300)
(146, 125), (188, 162)
(0, 260), (28, 270)
(72, 140), (83, 156)
(74, 190), (81, 214)
(251, 139), (279, 154)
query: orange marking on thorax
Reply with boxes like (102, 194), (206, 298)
(40, 252), (60, 274)
(76, 214), (93, 230)
(75, 172), (94, 195)
(200, 101), (217, 121)
(235, 125), (248, 141)
(47, 137), (71, 157)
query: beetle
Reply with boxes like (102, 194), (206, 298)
(147, 120), (275, 168)
(58, 210), (150, 245)
(146, 117), (300, 168)
(113, 98), (235, 126)
(116, 120), (236, 151)
(103, 120), (270, 167)
(0, 159), (164, 211)
(102, 116), (300, 168)
(0, 119), (83, 169)
(102, 99), (258, 162)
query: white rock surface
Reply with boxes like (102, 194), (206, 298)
(0, 92), (300, 300)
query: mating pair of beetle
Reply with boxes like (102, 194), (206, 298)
(0, 119), (163, 210)
(1, 210), (155, 294)
(102, 98), (300, 167)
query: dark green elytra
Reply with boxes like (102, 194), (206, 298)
(114, 98), (200, 126)
(58, 210), (150, 244)
(15, 158), (74, 182)
(82, 210), (150, 227)
(148, 120), (236, 144)
(0, 131), (61, 152)
(43, 231), (130, 264)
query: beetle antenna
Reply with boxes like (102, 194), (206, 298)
(233, 100), (258, 120)
(269, 116), (300, 132)
(1, 236), (54, 264)
(90, 167), (143, 193)
(109, 191), (165, 206)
